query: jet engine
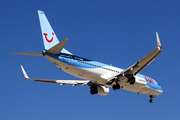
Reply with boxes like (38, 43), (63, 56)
(97, 85), (109, 95)
(128, 76), (147, 88)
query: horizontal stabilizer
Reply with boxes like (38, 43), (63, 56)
(11, 52), (43, 56)
(46, 38), (68, 55)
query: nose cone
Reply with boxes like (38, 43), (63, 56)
(158, 86), (163, 95)
(159, 89), (163, 94)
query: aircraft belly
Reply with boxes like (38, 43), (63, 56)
(119, 84), (159, 96)
(121, 84), (143, 94)
(143, 86), (162, 95)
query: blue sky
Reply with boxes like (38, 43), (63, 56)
(1, 0), (180, 120)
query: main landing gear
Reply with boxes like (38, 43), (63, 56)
(90, 85), (98, 95)
(112, 83), (120, 90)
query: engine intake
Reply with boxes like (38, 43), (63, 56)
(97, 85), (109, 95)
(128, 76), (147, 88)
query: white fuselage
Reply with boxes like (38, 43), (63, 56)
(45, 54), (163, 96)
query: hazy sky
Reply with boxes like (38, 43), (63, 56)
(1, 0), (180, 120)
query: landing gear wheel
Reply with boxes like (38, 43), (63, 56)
(116, 84), (120, 89)
(90, 89), (94, 95)
(112, 84), (120, 90)
(90, 85), (98, 95)
(149, 99), (153, 103)
(112, 85), (117, 90)
(94, 89), (98, 94)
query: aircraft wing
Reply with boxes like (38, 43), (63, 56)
(20, 65), (90, 86)
(107, 32), (162, 84)
(119, 32), (162, 78)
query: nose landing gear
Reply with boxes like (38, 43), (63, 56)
(149, 98), (153, 103)
(149, 95), (155, 103)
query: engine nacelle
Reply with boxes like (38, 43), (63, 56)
(97, 85), (109, 95)
(129, 76), (147, 88)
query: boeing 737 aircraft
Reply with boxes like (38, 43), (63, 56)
(12, 10), (163, 103)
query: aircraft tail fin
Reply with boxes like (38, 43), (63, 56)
(38, 10), (72, 55)
(38, 10), (59, 50)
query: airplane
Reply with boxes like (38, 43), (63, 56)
(12, 10), (163, 103)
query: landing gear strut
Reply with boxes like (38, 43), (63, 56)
(90, 85), (98, 95)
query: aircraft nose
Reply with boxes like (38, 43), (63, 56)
(159, 86), (163, 95)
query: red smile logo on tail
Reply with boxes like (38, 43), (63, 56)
(43, 32), (54, 43)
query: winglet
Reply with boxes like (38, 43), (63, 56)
(20, 65), (29, 82)
(156, 32), (162, 48)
